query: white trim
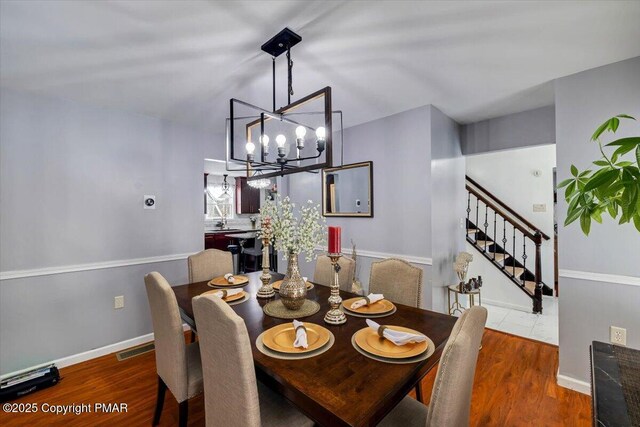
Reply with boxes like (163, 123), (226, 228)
(482, 298), (531, 313)
(315, 247), (432, 266)
(1, 325), (191, 380)
(0, 253), (191, 281)
(559, 269), (640, 287)
(557, 371), (591, 396)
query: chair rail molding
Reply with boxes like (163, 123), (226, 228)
(558, 269), (640, 287)
(314, 247), (432, 266)
(0, 253), (192, 281)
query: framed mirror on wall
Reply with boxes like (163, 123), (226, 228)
(322, 161), (373, 217)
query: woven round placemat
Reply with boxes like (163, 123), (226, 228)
(255, 330), (335, 360)
(351, 334), (435, 364)
(263, 299), (320, 319)
(339, 303), (397, 318)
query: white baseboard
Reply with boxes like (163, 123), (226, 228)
(557, 371), (591, 395)
(1, 324), (191, 380)
(482, 298), (531, 313)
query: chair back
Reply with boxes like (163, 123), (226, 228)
(144, 272), (189, 402)
(426, 306), (487, 427)
(313, 255), (355, 291)
(188, 249), (233, 283)
(193, 294), (261, 427)
(369, 258), (422, 307)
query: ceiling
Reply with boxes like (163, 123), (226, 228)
(1, 1), (639, 132)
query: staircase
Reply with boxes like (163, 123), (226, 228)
(466, 176), (552, 313)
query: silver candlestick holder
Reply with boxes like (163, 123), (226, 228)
(256, 238), (275, 299)
(324, 252), (347, 325)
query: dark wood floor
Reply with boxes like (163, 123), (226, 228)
(0, 329), (591, 426)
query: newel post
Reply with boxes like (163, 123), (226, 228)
(533, 231), (543, 314)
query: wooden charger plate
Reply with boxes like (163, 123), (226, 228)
(271, 280), (313, 290)
(201, 289), (246, 303)
(342, 297), (395, 315)
(353, 326), (428, 359)
(208, 275), (249, 287)
(262, 322), (331, 354)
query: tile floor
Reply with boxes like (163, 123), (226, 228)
(482, 296), (559, 345)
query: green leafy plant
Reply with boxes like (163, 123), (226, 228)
(558, 114), (640, 235)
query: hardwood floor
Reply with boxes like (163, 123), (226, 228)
(0, 329), (591, 426)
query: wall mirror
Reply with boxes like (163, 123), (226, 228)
(322, 161), (373, 217)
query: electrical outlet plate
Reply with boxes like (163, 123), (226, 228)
(533, 203), (546, 212)
(114, 296), (124, 309)
(610, 326), (627, 346)
(144, 195), (156, 209)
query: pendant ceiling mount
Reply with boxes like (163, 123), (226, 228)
(226, 27), (340, 181)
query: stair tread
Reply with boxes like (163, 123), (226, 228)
(474, 240), (494, 247)
(467, 228), (478, 234)
(489, 252), (510, 262)
(523, 281), (538, 293)
(504, 266), (524, 278)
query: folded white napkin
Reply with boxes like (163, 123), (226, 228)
(292, 320), (308, 349)
(224, 273), (235, 284)
(350, 293), (384, 310)
(213, 288), (243, 299)
(366, 319), (427, 346)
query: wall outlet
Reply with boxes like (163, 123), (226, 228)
(610, 326), (627, 346)
(144, 195), (156, 209)
(114, 295), (125, 309)
(533, 203), (546, 212)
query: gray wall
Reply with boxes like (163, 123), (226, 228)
(461, 105), (555, 155)
(429, 106), (466, 313)
(555, 57), (640, 385)
(287, 106), (433, 307)
(0, 89), (209, 374)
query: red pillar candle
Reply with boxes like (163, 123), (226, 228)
(328, 226), (341, 254)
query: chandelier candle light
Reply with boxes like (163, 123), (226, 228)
(256, 215), (275, 299)
(324, 226), (347, 325)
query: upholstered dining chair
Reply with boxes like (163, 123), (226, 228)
(144, 272), (203, 427)
(369, 258), (422, 307)
(187, 248), (233, 284)
(378, 306), (488, 427)
(192, 293), (315, 427)
(313, 254), (356, 291)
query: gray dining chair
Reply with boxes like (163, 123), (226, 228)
(144, 272), (203, 427)
(379, 306), (488, 427)
(192, 293), (314, 427)
(369, 258), (422, 307)
(313, 254), (356, 291)
(187, 248), (233, 284)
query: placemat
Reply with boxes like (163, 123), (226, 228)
(614, 345), (640, 425)
(263, 299), (320, 319)
(351, 334), (435, 364)
(256, 331), (335, 360)
(339, 303), (397, 318)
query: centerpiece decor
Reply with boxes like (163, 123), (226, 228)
(324, 226), (347, 325)
(453, 252), (474, 293)
(256, 215), (275, 299)
(260, 195), (325, 310)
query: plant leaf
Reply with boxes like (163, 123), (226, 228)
(616, 114), (636, 120)
(607, 202), (618, 219)
(637, 146), (640, 168)
(591, 209), (603, 224)
(557, 178), (573, 188)
(570, 164), (578, 177)
(605, 137), (640, 147)
(591, 119), (610, 141)
(564, 207), (583, 226)
(580, 212), (591, 235)
(565, 181), (576, 201)
(593, 160), (610, 167)
(634, 214), (640, 233)
(584, 169), (619, 192)
(609, 117), (620, 132)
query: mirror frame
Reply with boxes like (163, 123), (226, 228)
(322, 161), (373, 218)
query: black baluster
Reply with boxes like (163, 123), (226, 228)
(475, 198), (479, 244)
(493, 210), (497, 261)
(502, 218), (507, 269)
(466, 192), (471, 235)
(512, 228), (516, 277)
(483, 204), (489, 251)
(522, 232), (527, 285)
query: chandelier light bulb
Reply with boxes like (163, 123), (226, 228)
(295, 126), (307, 139)
(245, 141), (256, 154)
(316, 126), (326, 140)
(275, 134), (287, 148)
(260, 134), (270, 146)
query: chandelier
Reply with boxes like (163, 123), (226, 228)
(226, 28), (341, 181)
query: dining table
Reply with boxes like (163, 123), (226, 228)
(172, 271), (457, 427)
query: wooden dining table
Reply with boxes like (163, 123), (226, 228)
(172, 271), (457, 427)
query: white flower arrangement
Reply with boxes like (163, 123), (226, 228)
(453, 251), (473, 283)
(258, 195), (327, 262)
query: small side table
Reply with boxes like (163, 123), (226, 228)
(447, 284), (481, 316)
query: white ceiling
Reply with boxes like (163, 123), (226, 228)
(1, 1), (639, 131)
